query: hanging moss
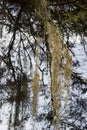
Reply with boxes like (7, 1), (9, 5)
(32, 34), (40, 116)
(44, 21), (62, 130)
(32, 70), (40, 116)
(35, 0), (72, 129)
